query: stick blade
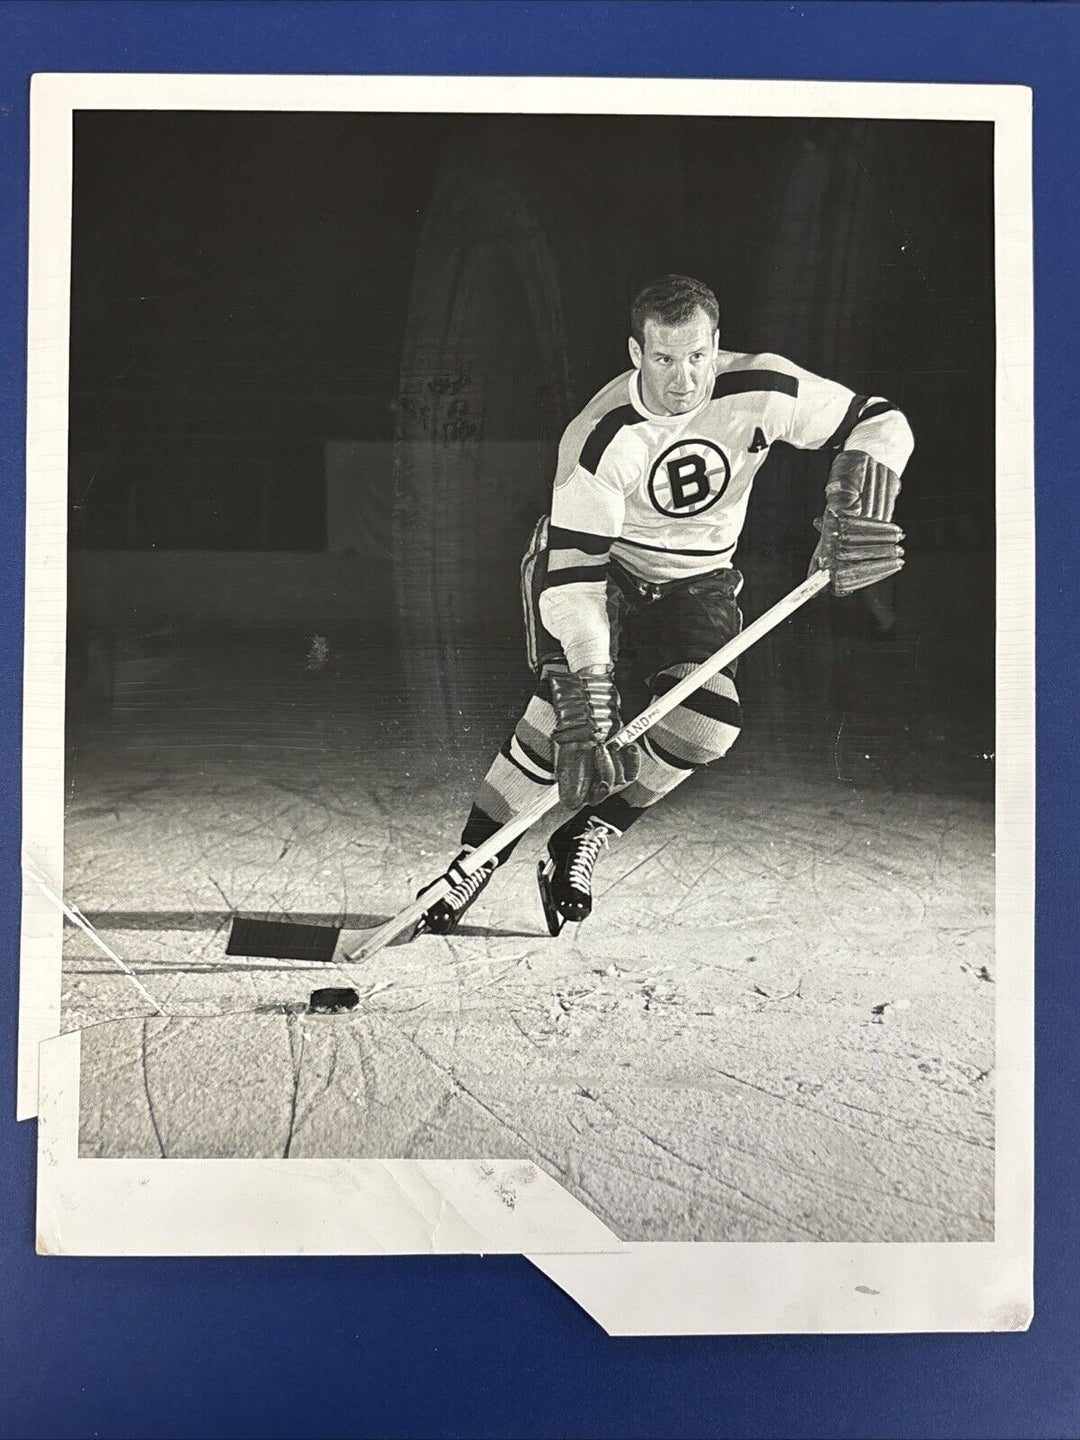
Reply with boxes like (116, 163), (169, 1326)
(226, 916), (342, 962)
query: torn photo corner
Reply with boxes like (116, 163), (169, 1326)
(21, 73), (1032, 1333)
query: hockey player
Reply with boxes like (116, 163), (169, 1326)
(417, 274), (913, 936)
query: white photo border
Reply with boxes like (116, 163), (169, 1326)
(23, 75), (1032, 1332)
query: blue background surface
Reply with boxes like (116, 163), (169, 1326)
(0, 4), (1075, 1437)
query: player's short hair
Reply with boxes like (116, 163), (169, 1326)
(630, 275), (720, 347)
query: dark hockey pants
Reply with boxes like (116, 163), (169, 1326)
(460, 540), (745, 856)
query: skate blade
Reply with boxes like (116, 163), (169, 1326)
(536, 860), (566, 937)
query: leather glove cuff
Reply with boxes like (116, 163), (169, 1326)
(548, 664), (620, 745)
(826, 450), (901, 522)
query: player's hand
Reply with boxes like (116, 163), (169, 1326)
(547, 665), (641, 808)
(809, 452), (905, 595)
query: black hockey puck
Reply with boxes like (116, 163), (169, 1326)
(307, 987), (359, 1014)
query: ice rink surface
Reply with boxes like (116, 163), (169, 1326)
(61, 563), (995, 1244)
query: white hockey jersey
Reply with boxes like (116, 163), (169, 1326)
(539, 350), (914, 670)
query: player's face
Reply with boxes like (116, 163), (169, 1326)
(630, 311), (719, 415)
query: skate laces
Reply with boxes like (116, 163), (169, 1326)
(446, 856), (496, 909)
(566, 822), (612, 892)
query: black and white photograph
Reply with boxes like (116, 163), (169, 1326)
(21, 77), (1032, 1318)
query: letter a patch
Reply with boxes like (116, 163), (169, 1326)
(748, 427), (768, 453)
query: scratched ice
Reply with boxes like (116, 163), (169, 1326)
(65, 622), (994, 1241)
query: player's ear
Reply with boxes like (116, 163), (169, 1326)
(628, 336), (643, 369)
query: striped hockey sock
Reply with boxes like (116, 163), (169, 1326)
(459, 663), (743, 850)
(460, 689), (556, 859)
(586, 665), (743, 832)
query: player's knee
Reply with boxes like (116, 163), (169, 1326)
(646, 709), (741, 768)
(701, 726), (741, 764)
(698, 718), (742, 763)
(647, 665), (742, 767)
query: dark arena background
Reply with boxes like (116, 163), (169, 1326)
(64, 111), (995, 1241)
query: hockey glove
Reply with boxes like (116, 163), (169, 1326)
(546, 663), (641, 809)
(809, 450), (905, 596)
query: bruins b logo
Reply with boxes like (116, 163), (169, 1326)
(647, 439), (731, 517)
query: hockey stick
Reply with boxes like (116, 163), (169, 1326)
(227, 569), (830, 964)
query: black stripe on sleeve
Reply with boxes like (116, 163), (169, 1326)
(579, 404), (645, 474)
(712, 369), (799, 400)
(543, 564), (608, 588)
(548, 525), (616, 555)
(822, 393), (868, 451)
(851, 399), (899, 425)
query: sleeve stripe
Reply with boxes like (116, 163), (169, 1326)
(543, 565), (608, 589)
(548, 525), (616, 555)
(822, 392), (868, 451)
(851, 399), (899, 425)
(712, 369), (799, 400)
(548, 547), (609, 573)
(579, 403), (643, 474)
